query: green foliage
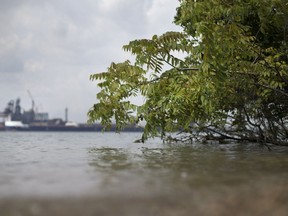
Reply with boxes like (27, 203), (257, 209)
(89, 0), (288, 145)
(88, 61), (146, 130)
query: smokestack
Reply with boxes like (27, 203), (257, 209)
(65, 108), (68, 122)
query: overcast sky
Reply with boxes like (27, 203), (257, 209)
(0, 0), (181, 123)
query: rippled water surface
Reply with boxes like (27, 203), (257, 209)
(0, 131), (288, 199)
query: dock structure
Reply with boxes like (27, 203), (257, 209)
(0, 98), (144, 132)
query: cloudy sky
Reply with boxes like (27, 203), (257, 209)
(0, 0), (181, 123)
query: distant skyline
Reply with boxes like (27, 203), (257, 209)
(0, 0), (181, 123)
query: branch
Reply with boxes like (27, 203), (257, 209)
(203, 126), (243, 141)
(243, 106), (260, 127)
(255, 83), (288, 97)
(159, 53), (199, 72)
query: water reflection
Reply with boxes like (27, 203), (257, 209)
(88, 148), (134, 171)
(88, 143), (288, 191)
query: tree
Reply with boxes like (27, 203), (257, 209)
(88, 0), (288, 145)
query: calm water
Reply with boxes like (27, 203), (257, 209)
(0, 131), (288, 199)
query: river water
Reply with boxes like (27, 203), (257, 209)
(0, 132), (288, 215)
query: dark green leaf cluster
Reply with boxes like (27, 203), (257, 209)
(89, 0), (288, 145)
(88, 61), (146, 130)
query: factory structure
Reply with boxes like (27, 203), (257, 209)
(0, 96), (78, 130)
(0, 92), (142, 132)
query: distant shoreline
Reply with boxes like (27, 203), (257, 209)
(0, 123), (144, 132)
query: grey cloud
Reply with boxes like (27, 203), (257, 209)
(101, 0), (153, 35)
(0, 55), (23, 73)
(0, 0), (26, 11)
(0, 0), (180, 122)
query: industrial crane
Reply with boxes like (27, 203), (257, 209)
(27, 90), (35, 112)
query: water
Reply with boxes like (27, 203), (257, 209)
(0, 132), (288, 215)
(0, 132), (162, 198)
